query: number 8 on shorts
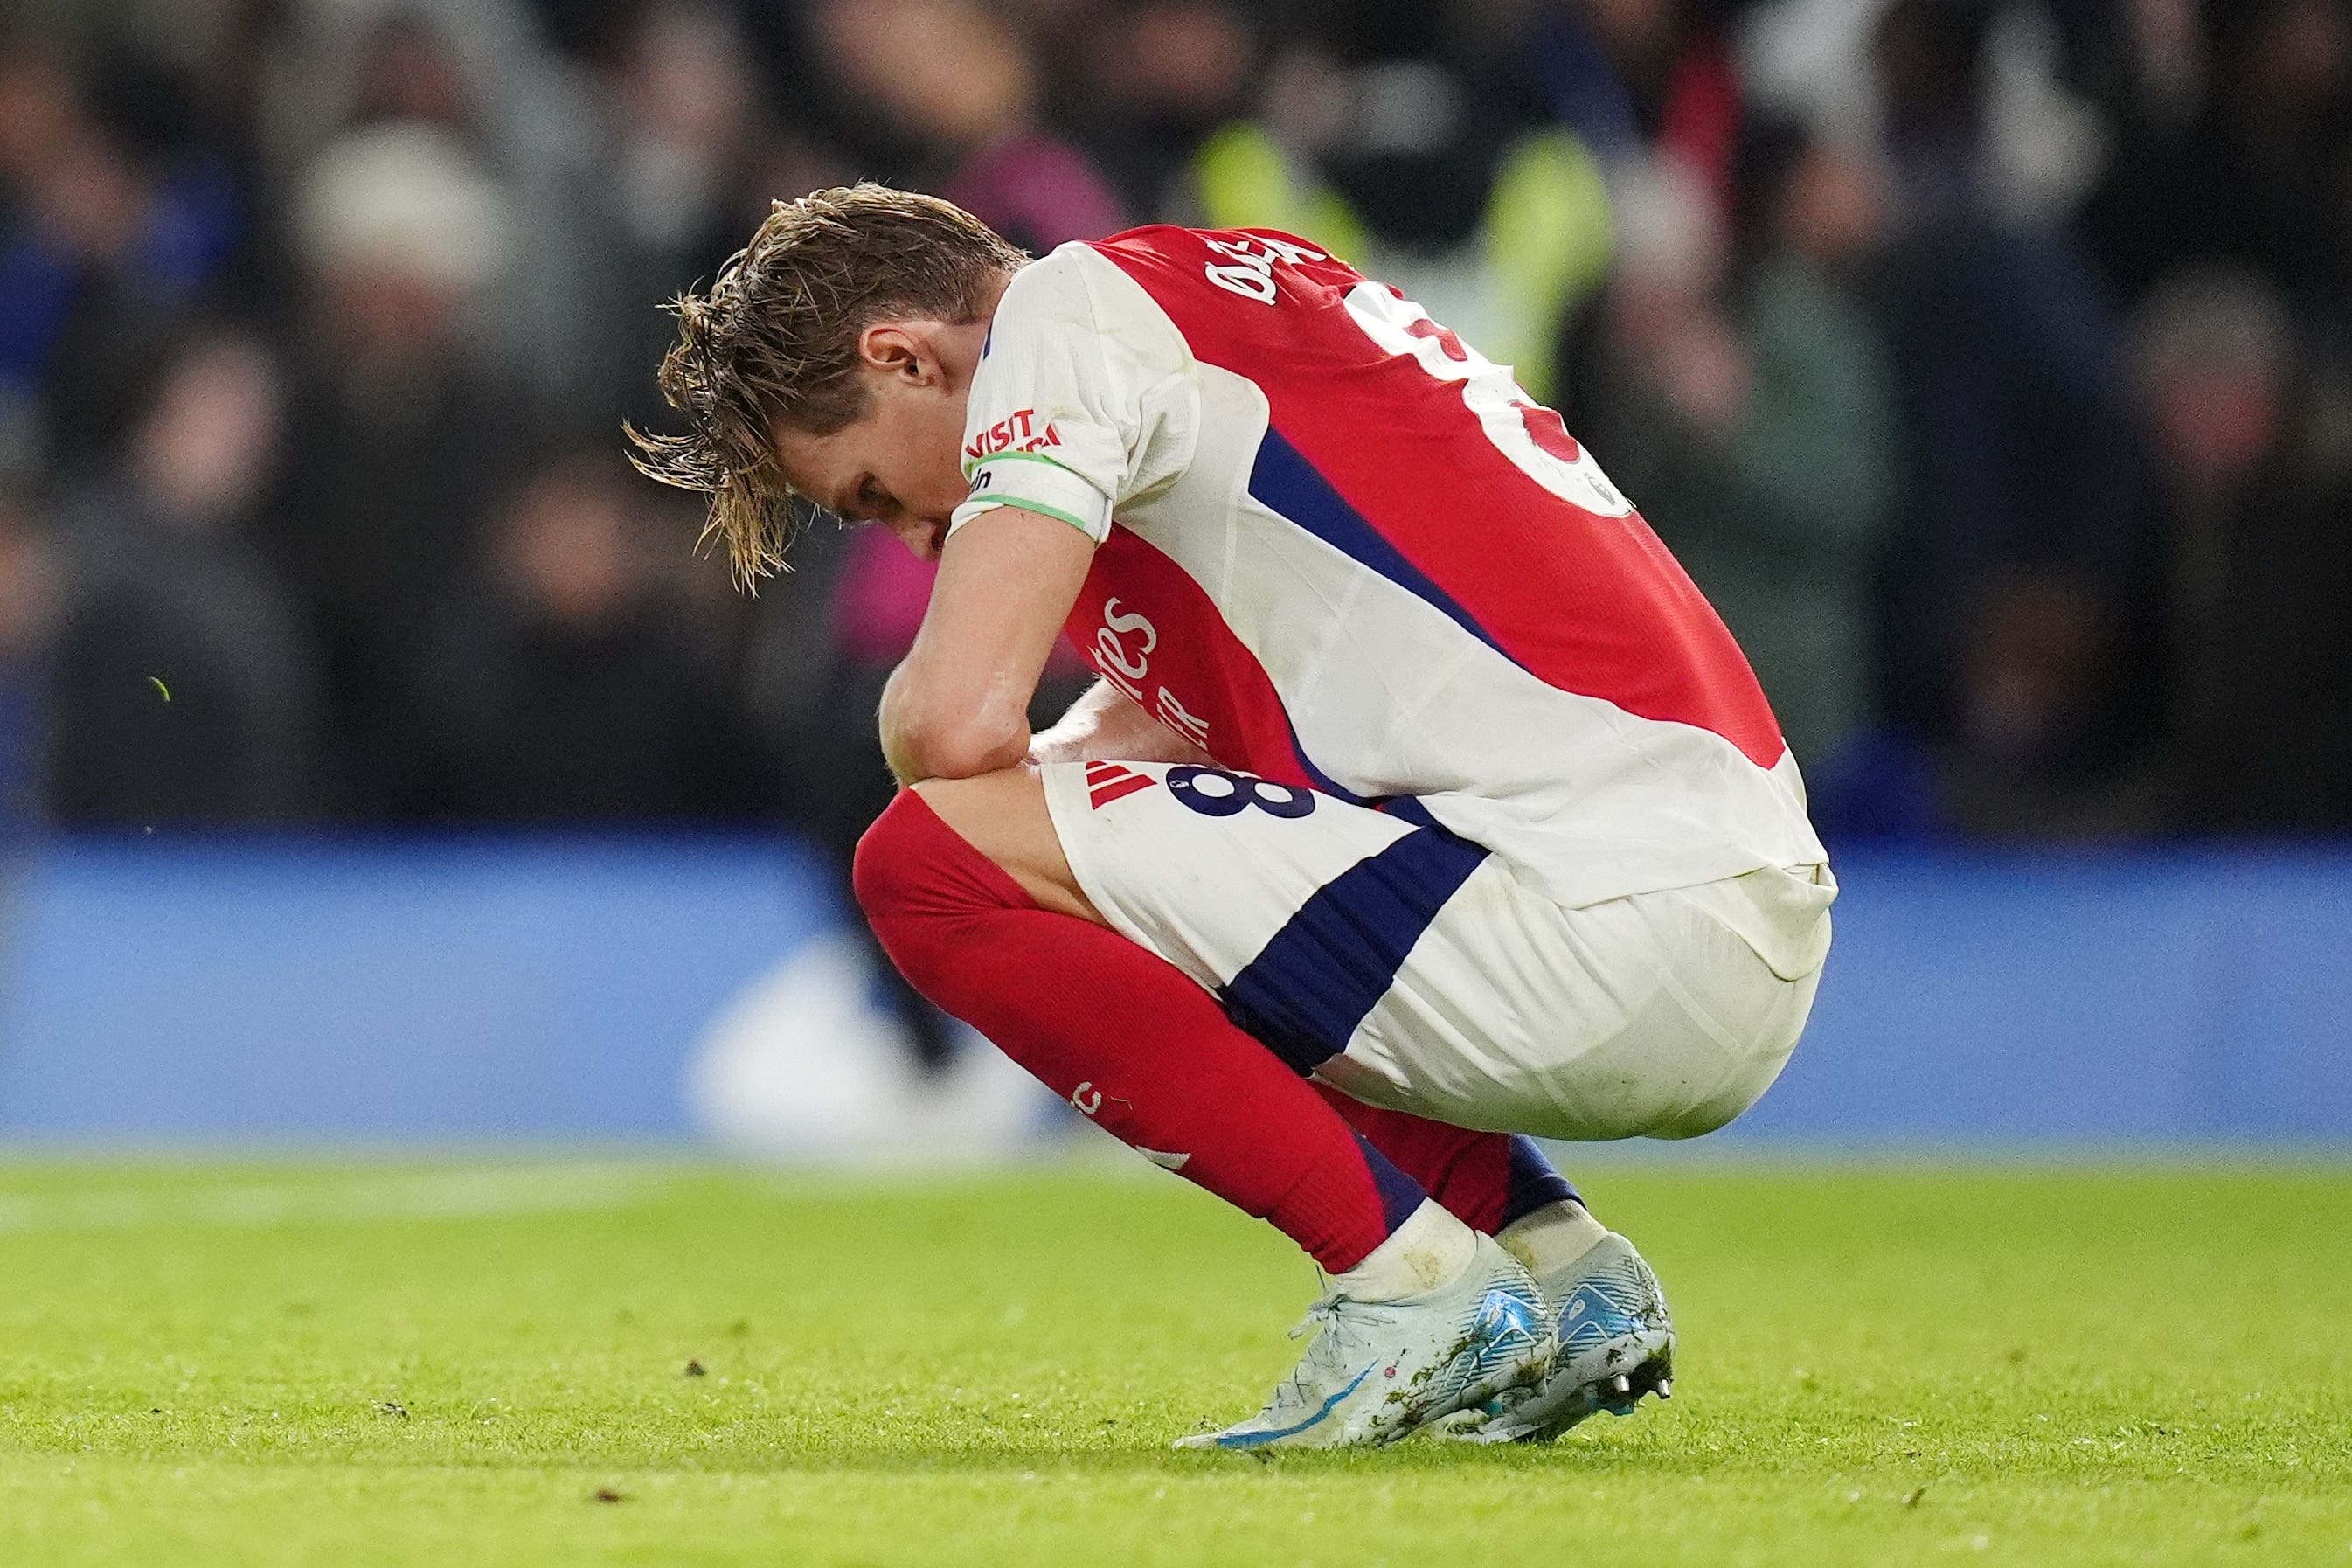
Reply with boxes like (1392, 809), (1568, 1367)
(1166, 766), (1317, 820)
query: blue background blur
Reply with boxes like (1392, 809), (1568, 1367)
(2, 837), (2344, 1142)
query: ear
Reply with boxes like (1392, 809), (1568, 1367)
(857, 322), (942, 387)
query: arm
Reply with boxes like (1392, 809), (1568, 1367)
(879, 505), (1095, 784)
(1030, 676), (1216, 767)
(886, 249), (1196, 781)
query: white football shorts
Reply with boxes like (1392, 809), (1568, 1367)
(1041, 759), (1835, 1141)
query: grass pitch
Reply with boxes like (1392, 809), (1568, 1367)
(0, 1159), (2346, 1566)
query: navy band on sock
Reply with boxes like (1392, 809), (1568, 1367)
(1353, 1133), (1430, 1233)
(1500, 1135), (1580, 1228)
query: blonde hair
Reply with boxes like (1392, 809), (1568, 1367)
(626, 184), (1027, 583)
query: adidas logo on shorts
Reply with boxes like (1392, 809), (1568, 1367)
(1086, 761), (1156, 809)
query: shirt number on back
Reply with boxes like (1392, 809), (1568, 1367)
(1342, 284), (1634, 517)
(1202, 233), (1325, 305)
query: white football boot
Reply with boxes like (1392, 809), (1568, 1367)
(1178, 1229), (1553, 1453)
(1455, 1228), (1675, 1443)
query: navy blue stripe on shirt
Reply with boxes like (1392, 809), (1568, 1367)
(1246, 427), (1508, 661)
(1378, 794), (1442, 830)
(1276, 704), (1440, 830)
(1219, 823), (1490, 1075)
(1282, 722), (1372, 807)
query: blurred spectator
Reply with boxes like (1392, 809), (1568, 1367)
(1172, 17), (1615, 406)
(414, 451), (770, 822)
(1867, 0), (2154, 836)
(2082, 0), (2352, 319)
(0, 38), (80, 474)
(1569, 0), (1748, 207)
(1740, 0), (2109, 223)
(815, 0), (1128, 253)
(45, 331), (320, 826)
(261, 119), (518, 816)
(1587, 126), (1898, 780)
(1080, 0), (1261, 217)
(2133, 271), (2352, 830)
(0, 42), (243, 479)
(0, 489), (55, 832)
(596, 3), (769, 427)
(260, 2), (614, 411)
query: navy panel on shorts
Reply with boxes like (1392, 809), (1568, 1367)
(1218, 824), (1490, 1075)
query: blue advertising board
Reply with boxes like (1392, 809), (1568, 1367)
(0, 836), (2344, 1145)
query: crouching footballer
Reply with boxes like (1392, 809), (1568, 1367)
(633, 185), (1835, 1451)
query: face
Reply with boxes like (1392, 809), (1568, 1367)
(770, 320), (981, 560)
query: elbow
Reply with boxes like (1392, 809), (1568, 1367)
(902, 725), (1028, 783)
(883, 697), (1030, 785)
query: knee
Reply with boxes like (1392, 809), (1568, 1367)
(851, 786), (1027, 931)
(850, 787), (936, 925)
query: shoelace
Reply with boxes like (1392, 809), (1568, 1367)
(1260, 1292), (1387, 1411)
(1286, 1291), (1343, 1343)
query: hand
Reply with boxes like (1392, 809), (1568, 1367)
(1029, 677), (1217, 767)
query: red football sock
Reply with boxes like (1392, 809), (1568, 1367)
(854, 787), (1426, 1273)
(1315, 1088), (1581, 1233)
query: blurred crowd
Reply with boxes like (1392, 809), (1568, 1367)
(3, 0), (2349, 853)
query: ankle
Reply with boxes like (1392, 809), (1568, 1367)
(1330, 1199), (1478, 1303)
(1496, 1198), (1608, 1277)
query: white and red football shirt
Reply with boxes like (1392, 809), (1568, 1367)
(949, 225), (1828, 912)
